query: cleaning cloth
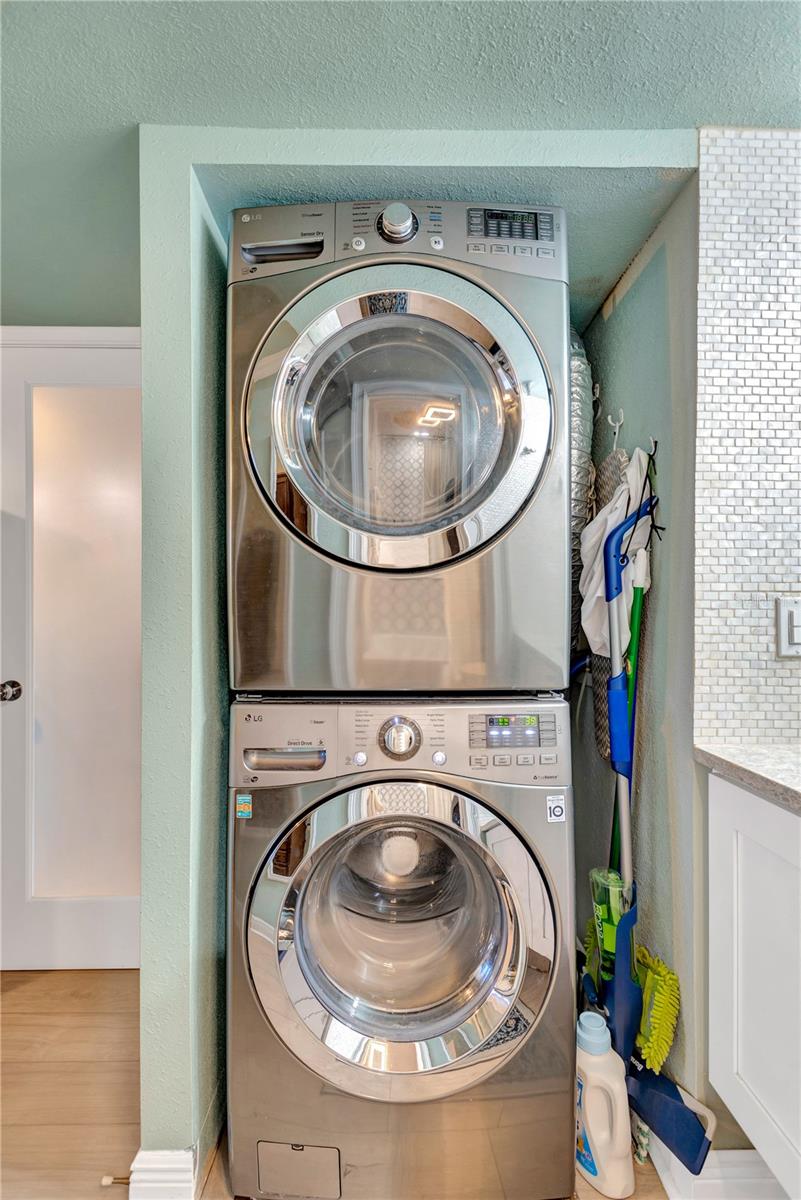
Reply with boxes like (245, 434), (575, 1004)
(579, 447), (653, 657)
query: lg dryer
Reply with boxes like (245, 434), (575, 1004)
(227, 696), (575, 1200)
(227, 201), (570, 692)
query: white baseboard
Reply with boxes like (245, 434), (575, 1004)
(128, 1149), (196, 1200)
(649, 1133), (788, 1200)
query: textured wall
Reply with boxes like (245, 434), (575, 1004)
(576, 180), (705, 1093)
(694, 128), (801, 742)
(2, 0), (800, 325)
(138, 159), (228, 1153)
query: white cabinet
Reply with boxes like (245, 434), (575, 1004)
(709, 775), (801, 1199)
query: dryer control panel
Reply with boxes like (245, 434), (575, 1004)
(228, 200), (567, 285)
(230, 698), (570, 789)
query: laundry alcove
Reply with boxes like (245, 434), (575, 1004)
(137, 124), (699, 1170)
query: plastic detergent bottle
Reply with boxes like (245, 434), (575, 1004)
(575, 1011), (634, 1198)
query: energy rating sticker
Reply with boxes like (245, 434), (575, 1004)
(236, 794), (253, 819)
(546, 795), (566, 822)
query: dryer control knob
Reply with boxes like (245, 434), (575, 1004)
(379, 716), (422, 760)
(379, 202), (416, 243)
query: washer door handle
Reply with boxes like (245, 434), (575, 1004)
(1, 680), (22, 703)
(244, 747), (326, 772)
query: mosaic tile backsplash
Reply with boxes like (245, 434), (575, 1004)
(695, 128), (801, 741)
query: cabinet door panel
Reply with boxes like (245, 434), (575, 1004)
(709, 775), (801, 1199)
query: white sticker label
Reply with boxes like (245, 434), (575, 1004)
(547, 795), (566, 823)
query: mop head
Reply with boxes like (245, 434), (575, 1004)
(635, 945), (680, 1073)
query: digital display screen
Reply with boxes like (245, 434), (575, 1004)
(469, 710), (549, 749)
(485, 210), (537, 225)
(487, 714), (539, 730)
(467, 208), (555, 243)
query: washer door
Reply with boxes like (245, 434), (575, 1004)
(246, 782), (557, 1102)
(244, 264), (553, 569)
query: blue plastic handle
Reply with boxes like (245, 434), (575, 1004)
(601, 897), (643, 1063)
(608, 671), (632, 779)
(603, 496), (659, 601)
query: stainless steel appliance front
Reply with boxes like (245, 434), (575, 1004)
(228, 698), (576, 1200)
(227, 201), (570, 692)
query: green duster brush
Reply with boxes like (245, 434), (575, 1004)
(635, 945), (680, 1074)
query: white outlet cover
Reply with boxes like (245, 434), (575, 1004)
(775, 595), (801, 657)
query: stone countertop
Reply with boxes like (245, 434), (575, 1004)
(695, 740), (801, 813)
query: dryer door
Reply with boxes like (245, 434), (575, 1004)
(246, 781), (557, 1102)
(244, 264), (553, 569)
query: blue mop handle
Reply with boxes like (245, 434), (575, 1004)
(603, 495), (659, 601)
(605, 495), (659, 780)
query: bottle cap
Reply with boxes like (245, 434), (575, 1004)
(577, 1011), (612, 1055)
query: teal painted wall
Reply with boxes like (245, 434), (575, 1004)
(187, 179), (228, 1169)
(3, 0), (800, 326)
(138, 146), (228, 1156)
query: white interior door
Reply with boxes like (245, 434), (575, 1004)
(1, 328), (141, 968)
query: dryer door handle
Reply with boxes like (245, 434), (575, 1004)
(244, 747), (327, 772)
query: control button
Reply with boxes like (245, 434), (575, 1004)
(514, 245), (533, 257)
(491, 244), (510, 254)
(470, 754), (488, 767)
(378, 202), (417, 243)
(493, 753), (512, 766)
(352, 751), (367, 766)
(432, 751), (447, 767)
(351, 237), (366, 251)
(516, 753), (534, 765)
(467, 242), (486, 254)
(378, 716), (422, 760)
(429, 235), (444, 251)
(537, 247), (556, 258)
(540, 752), (558, 764)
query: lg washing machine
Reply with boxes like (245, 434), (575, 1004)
(227, 697), (575, 1200)
(227, 201), (570, 692)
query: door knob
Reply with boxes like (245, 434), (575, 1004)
(1, 680), (22, 702)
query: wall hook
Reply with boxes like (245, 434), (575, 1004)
(649, 436), (657, 455)
(607, 409), (625, 451)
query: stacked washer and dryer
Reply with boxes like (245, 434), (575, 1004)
(226, 201), (576, 1200)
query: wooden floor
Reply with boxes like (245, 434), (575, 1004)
(1, 970), (140, 1200)
(1, 970), (666, 1200)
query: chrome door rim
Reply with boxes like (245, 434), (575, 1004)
(244, 264), (553, 569)
(246, 781), (557, 1103)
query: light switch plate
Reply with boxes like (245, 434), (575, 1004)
(775, 595), (801, 657)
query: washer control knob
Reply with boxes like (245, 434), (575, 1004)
(379, 202), (416, 243)
(379, 716), (422, 760)
(432, 750), (447, 767)
(352, 751), (367, 767)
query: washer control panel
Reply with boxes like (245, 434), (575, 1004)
(228, 201), (567, 285)
(230, 698), (570, 788)
(335, 201), (567, 282)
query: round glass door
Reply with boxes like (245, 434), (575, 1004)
(246, 782), (557, 1102)
(245, 264), (553, 569)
